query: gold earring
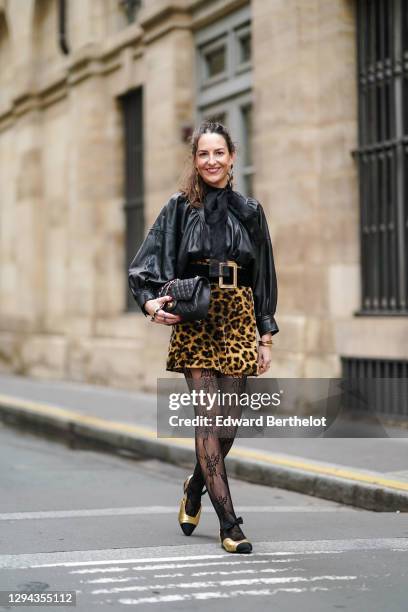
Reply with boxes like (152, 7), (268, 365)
(228, 164), (234, 188)
(194, 169), (200, 195)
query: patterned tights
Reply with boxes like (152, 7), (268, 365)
(183, 367), (247, 539)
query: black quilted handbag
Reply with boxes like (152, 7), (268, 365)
(158, 276), (211, 322)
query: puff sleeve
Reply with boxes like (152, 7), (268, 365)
(252, 203), (279, 336)
(128, 194), (179, 315)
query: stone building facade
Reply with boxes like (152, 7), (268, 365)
(0, 0), (407, 397)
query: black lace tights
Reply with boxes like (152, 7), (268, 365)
(183, 367), (247, 539)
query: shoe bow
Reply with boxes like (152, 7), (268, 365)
(222, 516), (243, 531)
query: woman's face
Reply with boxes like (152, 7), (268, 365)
(195, 132), (235, 188)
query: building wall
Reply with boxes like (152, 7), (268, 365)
(0, 0), (195, 391)
(252, 0), (360, 378)
(0, 0), (405, 393)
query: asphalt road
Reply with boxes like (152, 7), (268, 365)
(0, 423), (407, 611)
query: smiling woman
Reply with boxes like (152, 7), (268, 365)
(128, 120), (279, 556)
(195, 136), (235, 188)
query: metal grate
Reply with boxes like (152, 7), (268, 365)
(121, 88), (144, 311)
(341, 356), (408, 417)
(353, 0), (408, 315)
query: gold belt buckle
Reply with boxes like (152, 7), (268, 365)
(219, 260), (238, 288)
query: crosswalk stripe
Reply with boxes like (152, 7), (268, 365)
(91, 575), (358, 595)
(84, 567), (292, 584)
(0, 505), (353, 521)
(70, 558), (298, 574)
(0, 538), (406, 570)
(117, 586), (338, 605)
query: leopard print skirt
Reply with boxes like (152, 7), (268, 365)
(166, 281), (259, 376)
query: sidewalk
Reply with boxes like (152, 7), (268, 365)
(0, 373), (407, 512)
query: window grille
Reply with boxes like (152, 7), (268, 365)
(341, 356), (408, 417)
(353, 0), (408, 315)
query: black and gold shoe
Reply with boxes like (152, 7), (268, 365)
(219, 516), (252, 554)
(178, 474), (207, 536)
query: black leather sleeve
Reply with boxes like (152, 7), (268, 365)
(128, 194), (179, 315)
(252, 203), (279, 336)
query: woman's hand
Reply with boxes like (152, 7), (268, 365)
(144, 296), (182, 325)
(257, 344), (271, 375)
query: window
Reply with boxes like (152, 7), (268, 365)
(121, 88), (144, 312)
(195, 6), (253, 196)
(235, 24), (251, 70)
(353, 0), (408, 314)
(239, 33), (251, 64)
(203, 42), (227, 80)
(241, 103), (254, 197)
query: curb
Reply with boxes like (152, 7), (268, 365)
(0, 394), (407, 513)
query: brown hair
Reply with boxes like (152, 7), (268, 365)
(179, 121), (236, 208)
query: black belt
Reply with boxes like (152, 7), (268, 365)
(182, 260), (252, 288)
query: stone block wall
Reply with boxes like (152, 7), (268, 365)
(1, 0), (405, 392)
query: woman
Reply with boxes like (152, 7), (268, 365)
(128, 121), (278, 554)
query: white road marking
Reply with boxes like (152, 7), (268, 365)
(91, 575), (358, 595)
(191, 567), (299, 577)
(0, 505), (354, 521)
(154, 573), (184, 578)
(84, 567), (293, 584)
(0, 538), (394, 606)
(70, 558), (298, 574)
(117, 586), (347, 604)
(0, 538), (406, 570)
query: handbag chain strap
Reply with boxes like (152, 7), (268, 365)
(162, 278), (177, 296)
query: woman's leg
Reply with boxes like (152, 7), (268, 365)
(183, 367), (247, 540)
(183, 368), (243, 515)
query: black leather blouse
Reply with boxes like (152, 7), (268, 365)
(128, 191), (279, 336)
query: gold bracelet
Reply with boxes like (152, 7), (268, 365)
(259, 340), (273, 346)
